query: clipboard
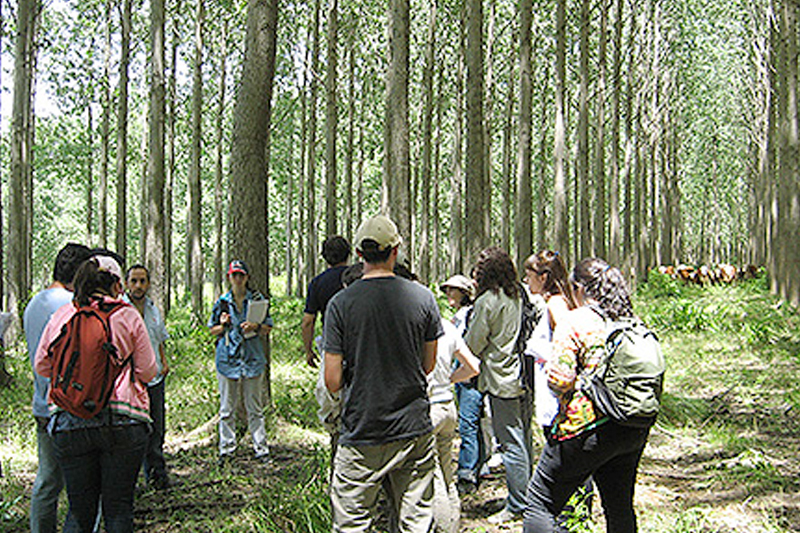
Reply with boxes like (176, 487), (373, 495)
(244, 300), (269, 339)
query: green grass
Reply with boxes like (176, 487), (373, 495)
(2, 272), (799, 532)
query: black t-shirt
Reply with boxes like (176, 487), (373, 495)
(304, 265), (348, 324)
(323, 276), (444, 446)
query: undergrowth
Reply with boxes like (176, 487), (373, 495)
(1, 273), (798, 532)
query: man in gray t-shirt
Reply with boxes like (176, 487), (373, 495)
(323, 215), (443, 533)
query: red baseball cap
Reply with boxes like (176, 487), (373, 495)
(227, 260), (249, 275)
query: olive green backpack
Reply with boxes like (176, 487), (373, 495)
(581, 317), (665, 428)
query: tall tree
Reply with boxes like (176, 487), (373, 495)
(577, 0), (592, 259)
(228, 0), (279, 399)
(383, 0), (412, 241)
(325, 0), (338, 236)
(593, 0), (609, 259)
(344, 41), (356, 242)
(115, 0), (132, 258)
(145, 0), (167, 313)
(305, 0), (320, 282)
(464, 0), (485, 261)
(188, 0), (205, 319)
(98, 0), (112, 248)
(552, 0), (569, 257)
(774, 0), (800, 306)
(9, 0), (40, 317)
(449, 9), (465, 275)
(515, 0), (533, 265)
(608, 0), (624, 265)
(214, 17), (229, 299)
(419, 0), (436, 283)
(229, 0), (279, 294)
(165, 0), (182, 314)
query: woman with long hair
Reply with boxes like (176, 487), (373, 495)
(35, 256), (158, 533)
(522, 250), (576, 430)
(524, 258), (650, 533)
(463, 247), (532, 525)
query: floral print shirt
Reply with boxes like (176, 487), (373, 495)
(546, 305), (609, 440)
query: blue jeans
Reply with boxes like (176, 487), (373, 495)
(455, 382), (484, 484)
(523, 422), (650, 533)
(143, 381), (167, 482)
(30, 417), (65, 533)
(489, 393), (533, 515)
(53, 423), (149, 533)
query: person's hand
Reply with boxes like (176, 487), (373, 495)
(220, 312), (231, 327)
(306, 349), (319, 368)
(241, 321), (259, 334)
(546, 362), (576, 395)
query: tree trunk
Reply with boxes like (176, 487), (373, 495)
(9, 0), (39, 318)
(230, 0), (278, 293)
(383, 0), (412, 242)
(213, 14), (228, 300)
(622, 0), (637, 271)
(593, 0), (608, 260)
(99, 0), (112, 248)
(85, 90), (95, 245)
(432, 62), (444, 280)
(608, 0), (623, 266)
(296, 45), (308, 297)
(115, 0), (132, 259)
(577, 0), (591, 259)
(145, 0), (167, 314)
(775, 0), (800, 307)
(419, 0), (436, 283)
(515, 0), (532, 267)
(305, 0), (320, 282)
(536, 65), (548, 251)
(483, 0), (495, 244)
(165, 0), (182, 315)
(450, 10), (465, 274)
(344, 44), (356, 243)
(325, 0), (338, 237)
(188, 0), (205, 320)
(552, 0), (569, 259)
(501, 75), (514, 254)
(285, 104), (295, 297)
(228, 0), (279, 402)
(464, 0), (485, 262)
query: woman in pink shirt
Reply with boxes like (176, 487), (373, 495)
(35, 255), (157, 533)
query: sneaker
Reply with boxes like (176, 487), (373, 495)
(487, 508), (521, 525)
(256, 453), (272, 465)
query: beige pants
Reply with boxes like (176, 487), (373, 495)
(430, 401), (460, 533)
(331, 433), (436, 533)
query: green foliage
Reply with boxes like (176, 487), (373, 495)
(252, 446), (331, 532)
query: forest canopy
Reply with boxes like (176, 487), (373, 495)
(1, 0), (798, 317)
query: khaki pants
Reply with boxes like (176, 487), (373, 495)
(430, 401), (460, 533)
(331, 433), (436, 533)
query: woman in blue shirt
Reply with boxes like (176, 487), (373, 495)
(208, 260), (273, 463)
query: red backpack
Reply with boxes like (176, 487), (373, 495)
(47, 299), (131, 419)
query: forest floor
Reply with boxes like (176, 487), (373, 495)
(2, 275), (800, 532)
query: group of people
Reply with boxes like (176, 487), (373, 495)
(304, 215), (654, 533)
(25, 212), (652, 533)
(25, 244), (169, 533)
